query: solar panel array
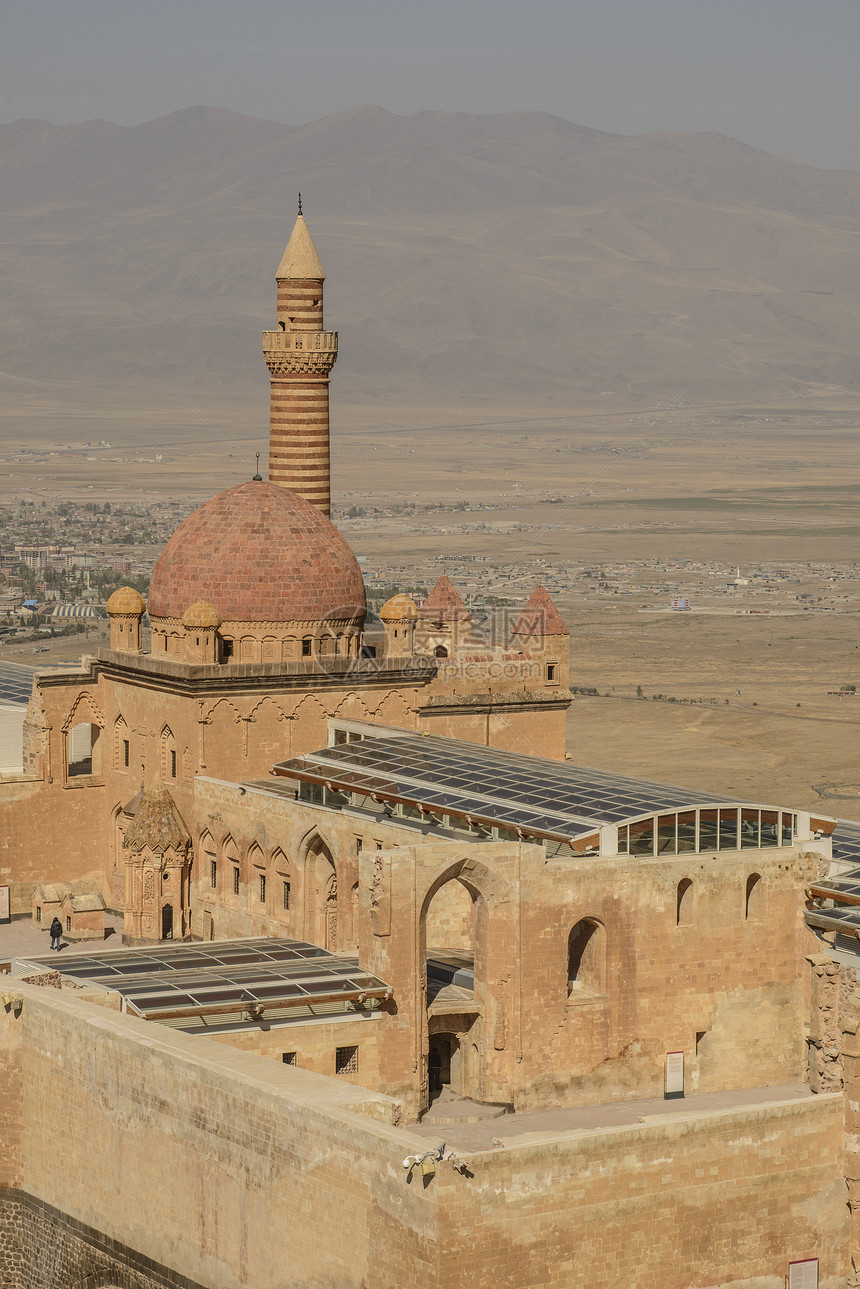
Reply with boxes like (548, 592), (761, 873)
(273, 733), (753, 839)
(26, 937), (391, 1021)
(805, 820), (860, 938)
(0, 662), (34, 706)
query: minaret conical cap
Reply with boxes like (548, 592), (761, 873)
(276, 214), (325, 280)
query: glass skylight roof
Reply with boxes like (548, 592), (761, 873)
(20, 937), (391, 1022)
(270, 731), (789, 843)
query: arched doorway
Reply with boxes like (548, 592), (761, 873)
(428, 1032), (462, 1101)
(161, 904), (173, 940)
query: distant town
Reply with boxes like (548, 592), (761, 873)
(1, 496), (858, 654)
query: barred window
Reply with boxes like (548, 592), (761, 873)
(210, 861), (217, 889)
(282, 1052), (297, 1065)
(122, 739), (130, 768)
(283, 880), (291, 911)
(233, 867), (240, 896)
(335, 1045), (359, 1075)
(259, 873), (266, 904)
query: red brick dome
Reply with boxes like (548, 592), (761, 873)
(148, 481), (366, 624)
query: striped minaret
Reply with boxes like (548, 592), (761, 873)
(262, 201), (338, 515)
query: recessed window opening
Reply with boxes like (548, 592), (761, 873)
(68, 721), (98, 777)
(335, 1045), (359, 1074)
(222, 638), (234, 660)
(35, 906), (41, 923)
(282, 1051), (297, 1064)
(676, 878), (694, 927)
(546, 663), (557, 682)
(233, 867), (240, 896)
(66, 916), (71, 933)
(259, 873), (266, 904)
(122, 738), (130, 768)
(283, 880), (291, 911)
(210, 861), (217, 889)
(745, 873), (762, 920)
(170, 749), (177, 779)
(302, 637), (312, 657)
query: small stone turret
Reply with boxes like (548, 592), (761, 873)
(122, 782), (192, 944)
(182, 600), (221, 663)
(416, 575), (472, 659)
(510, 586), (569, 688)
(106, 586), (145, 654)
(263, 203), (337, 517)
(380, 594), (418, 658)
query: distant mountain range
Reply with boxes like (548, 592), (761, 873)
(2, 103), (860, 414)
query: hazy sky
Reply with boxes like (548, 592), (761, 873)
(3, 0), (860, 170)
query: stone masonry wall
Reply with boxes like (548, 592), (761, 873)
(0, 983), (851, 1289)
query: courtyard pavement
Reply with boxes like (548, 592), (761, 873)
(0, 914), (125, 967)
(411, 1080), (815, 1152)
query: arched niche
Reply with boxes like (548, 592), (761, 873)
(676, 878), (694, 927)
(567, 918), (606, 995)
(425, 877), (476, 954)
(303, 833), (337, 950)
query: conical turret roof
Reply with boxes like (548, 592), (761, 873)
(419, 574), (471, 623)
(123, 783), (191, 855)
(276, 214), (325, 280)
(511, 586), (569, 638)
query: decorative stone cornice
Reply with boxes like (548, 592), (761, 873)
(263, 330), (337, 376)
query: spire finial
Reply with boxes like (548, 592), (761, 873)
(253, 451), (263, 482)
(297, 192), (303, 217)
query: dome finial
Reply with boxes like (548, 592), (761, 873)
(297, 192), (302, 217)
(253, 451), (263, 481)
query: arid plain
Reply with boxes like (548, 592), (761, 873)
(3, 384), (859, 824)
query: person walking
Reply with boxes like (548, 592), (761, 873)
(49, 917), (63, 951)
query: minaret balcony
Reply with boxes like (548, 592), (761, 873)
(263, 330), (338, 376)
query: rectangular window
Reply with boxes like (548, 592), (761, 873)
(740, 808), (760, 849)
(259, 873), (266, 904)
(335, 1045), (359, 1075)
(233, 867), (240, 896)
(760, 810), (779, 848)
(375, 840), (383, 851)
(781, 812), (794, 846)
(302, 638), (312, 657)
(546, 663), (557, 682)
(35, 906), (41, 923)
(282, 880), (291, 911)
(656, 814), (677, 855)
(718, 808), (738, 851)
(209, 860), (217, 889)
(122, 738), (130, 768)
(355, 837), (363, 857)
(170, 748), (177, 778)
(629, 817), (655, 856)
(699, 809), (719, 853)
(66, 916), (71, 933)
(788, 1259), (818, 1289)
(282, 1052), (297, 1065)
(676, 810), (696, 853)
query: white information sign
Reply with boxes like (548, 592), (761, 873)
(0, 885), (9, 924)
(665, 1050), (684, 1097)
(788, 1259), (818, 1289)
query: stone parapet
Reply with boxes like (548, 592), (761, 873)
(263, 330), (337, 376)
